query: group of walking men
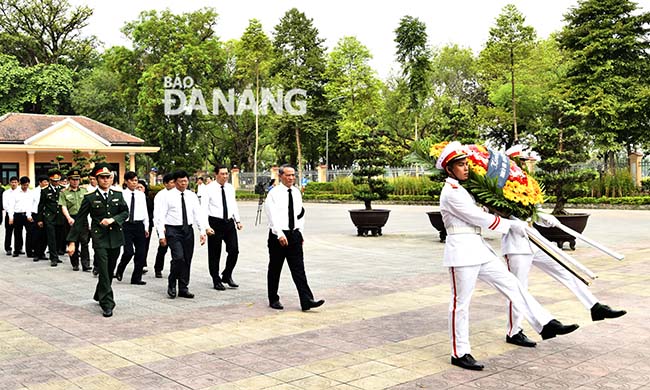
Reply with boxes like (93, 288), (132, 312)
(33, 162), (323, 318)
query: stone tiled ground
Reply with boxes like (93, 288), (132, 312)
(0, 203), (648, 389)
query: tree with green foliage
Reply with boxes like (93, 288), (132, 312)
(0, 53), (74, 114)
(325, 37), (381, 142)
(72, 66), (134, 131)
(120, 8), (228, 173)
(235, 19), (273, 183)
(394, 15), (432, 141)
(558, 0), (650, 168)
(270, 8), (328, 180)
(351, 119), (393, 210)
(480, 4), (536, 144)
(0, 0), (98, 70)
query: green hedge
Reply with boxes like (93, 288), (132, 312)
(568, 196), (650, 205)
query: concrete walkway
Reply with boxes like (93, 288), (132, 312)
(0, 203), (648, 389)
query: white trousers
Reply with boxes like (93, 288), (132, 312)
(505, 251), (597, 337)
(448, 259), (553, 358)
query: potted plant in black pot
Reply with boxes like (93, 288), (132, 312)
(532, 100), (597, 249)
(407, 138), (447, 241)
(348, 121), (393, 236)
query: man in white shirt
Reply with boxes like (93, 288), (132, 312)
(153, 173), (175, 278)
(203, 165), (243, 290)
(115, 171), (150, 285)
(31, 175), (50, 261)
(3, 176), (19, 256)
(7, 176), (33, 257)
(264, 164), (324, 311)
(156, 170), (208, 299)
(196, 176), (206, 204)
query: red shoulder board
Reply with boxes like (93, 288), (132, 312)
(449, 183), (458, 189)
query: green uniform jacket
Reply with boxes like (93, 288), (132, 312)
(36, 185), (62, 224)
(67, 189), (128, 249)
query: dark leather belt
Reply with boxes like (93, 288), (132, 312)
(209, 216), (234, 222)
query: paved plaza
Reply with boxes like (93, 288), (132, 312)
(0, 202), (648, 389)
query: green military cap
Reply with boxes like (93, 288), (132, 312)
(67, 169), (81, 179)
(49, 169), (62, 181)
(92, 163), (112, 177)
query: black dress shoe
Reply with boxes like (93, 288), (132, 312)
(301, 299), (325, 311)
(506, 330), (537, 347)
(5, 251), (12, 256)
(131, 281), (147, 285)
(19, 250), (25, 255)
(451, 354), (484, 371)
(33, 257), (40, 262)
(82, 267), (92, 272)
(591, 302), (627, 321)
(178, 291), (194, 299)
(269, 301), (284, 310)
(56, 259), (63, 263)
(222, 276), (239, 288)
(541, 319), (580, 340)
(167, 286), (177, 298)
(213, 281), (226, 291)
(155, 272), (163, 278)
(92, 268), (99, 276)
(115, 272), (123, 281)
(102, 307), (113, 317)
(72, 266), (80, 271)
(50, 262), (58, 267)
(12, 253), (19, 257)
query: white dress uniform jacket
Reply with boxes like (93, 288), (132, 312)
(440, 177), (513, 266)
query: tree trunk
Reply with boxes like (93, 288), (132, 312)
(295, 126), (302, 188)
(510, 48), (518, 143)
(253, 69), (259, 186)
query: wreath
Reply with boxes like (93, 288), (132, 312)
(430, 142), (545, 219)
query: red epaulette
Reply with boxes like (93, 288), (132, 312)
(449, 183), (458, 189)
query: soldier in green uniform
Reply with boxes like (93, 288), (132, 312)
(59, 169), (90, 272)
(36, 170), (63, 266)
(67, 163), (128, 318)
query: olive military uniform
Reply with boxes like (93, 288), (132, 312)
(67, 188), (128, 313)
(59, 183), (90, 271)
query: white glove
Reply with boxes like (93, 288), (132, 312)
(537, 213), (560, 228)
(509, 220), (528, 237)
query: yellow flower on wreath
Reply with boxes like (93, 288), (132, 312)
(429, 141), (449, 160)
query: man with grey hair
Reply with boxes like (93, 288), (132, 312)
(264, 164), (324, 311)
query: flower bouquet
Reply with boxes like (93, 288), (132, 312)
(430, 141), (545, 219)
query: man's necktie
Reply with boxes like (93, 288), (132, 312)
(129, 192), (135, 223)
(181, 192), (188, 229)
(288, 188), (295, 230)
(221, 185), (228, 220)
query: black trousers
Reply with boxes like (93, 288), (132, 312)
(68, 214), (90, 269)
(207, 216), (239, 284)
(10, 213), (31, 255)
(32, 222), (46, 258)
(116, 221), (147, 282)
(4, 214), (14, 252)
(56, 221), (66, 254)
(267, 230), (314, 307)
(44, 221), (59, 263)
(154, 243), (168, 273)
(166, 225), (194, 292)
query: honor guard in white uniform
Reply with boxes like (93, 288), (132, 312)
(501, 146), (626, 348)
(437, 141), (579, 371)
